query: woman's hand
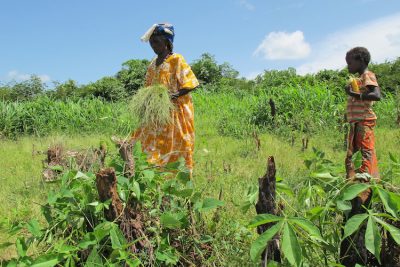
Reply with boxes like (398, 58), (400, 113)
(170, 88), (194, 100)
(170, 92), (180, 100)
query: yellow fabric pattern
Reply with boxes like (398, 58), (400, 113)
(132, 53), (199, 172)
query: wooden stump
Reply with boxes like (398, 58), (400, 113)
(301, 137), (309, 151)
(255, 156), (281, 266)
(269, 98), (276, 120)
(382, 220), (400, 267)
(95, 168), (148, 252)
(253, 130), (261, 152)
(397, 112), (400, 127)
(96, 168), (124, 221)
(340, 191), (380, 266)
(112, 136), (135, 177)
(42, 144), (107, 181)
(42, 145), (64, 181)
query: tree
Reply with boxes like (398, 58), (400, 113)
(370, 57), (400, 94)
(11, 75), (45, 100)
(219, 62), (239, 79)
(0, 83), (13, 101)
(116, 59), (149, 95)
(51, 79), (80, 100)
(83, 77), (127, 101)
(191, 53), (222, 84)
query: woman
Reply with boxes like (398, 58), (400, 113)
(132, 23), (199, 175)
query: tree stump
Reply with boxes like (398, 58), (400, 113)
(340, 191), (380, 266)
(96, 168), (124, 221)
(301, 137), (309, 151)
(42, 145), (64, 181)
(269, 98), (276, 120)
(95, 168), (148, 252)
(112, 136), (135, 177)
(397, 112), (400, 127)
(382, 220), (400, 267)
(253, 130), (261, 152)
(255, 156), (281, 266)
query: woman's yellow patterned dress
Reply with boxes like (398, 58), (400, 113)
(132, 53), (199, 173)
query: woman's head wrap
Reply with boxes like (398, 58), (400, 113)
(141, 23), (175, 44)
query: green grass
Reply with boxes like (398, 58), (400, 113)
(1, 126), (398, 263)
(0, 90), (399, 264)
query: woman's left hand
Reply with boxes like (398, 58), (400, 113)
(170, 92), (180, 100)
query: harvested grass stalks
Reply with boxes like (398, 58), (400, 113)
(129, 84), (174, 127)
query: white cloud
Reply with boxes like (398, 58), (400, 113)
(6, 70), (51, 83)
(297, 13), (400, 74)
(254, 31), (311, 60)
(239, 0), (255, 11)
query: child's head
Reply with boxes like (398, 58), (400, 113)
(345, 47), (371, 74)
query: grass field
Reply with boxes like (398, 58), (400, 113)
(1, 125), (398, 263)
(0, 86), (399, 265)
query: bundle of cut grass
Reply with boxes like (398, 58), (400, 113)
(129, 84), (174, 128)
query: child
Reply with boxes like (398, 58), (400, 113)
(340, 46), (382, 266)
(344, 47), (381, 198)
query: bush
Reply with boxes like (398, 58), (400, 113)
(116, 59), (149, 94)
(8, 75), (46, 101)
(50, 79), (81, 100)
(83, 77), (127, 101)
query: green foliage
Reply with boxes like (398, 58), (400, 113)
(3, 143), (223, 266)
(50, 79), (80, 100)
(191, 53), (223, 84)
(248, 149), (400, 266)
(116, 59), (149, 94)
(1, 54), (400, 265)
(0, 97), (134, 138)
(0, 84), (13, 101)
(83, 76), (127, 101)
(370, 57), (400, 94)
(257, 68), (300, 88)
(5, 75), (46, 101)
(219, 62), (239, 79)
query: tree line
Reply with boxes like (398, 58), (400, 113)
(1, 53), (399, 102)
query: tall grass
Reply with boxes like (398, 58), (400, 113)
(1, 87), (396, 140)
(0, 97), (134, 138)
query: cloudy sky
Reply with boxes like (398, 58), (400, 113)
(1, 0), (400, 84)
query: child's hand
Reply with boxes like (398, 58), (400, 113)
(344, 85), (353, 95)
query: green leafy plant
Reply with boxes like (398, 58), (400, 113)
(2, 142), (224, 266)
(249, 149), (400, 266)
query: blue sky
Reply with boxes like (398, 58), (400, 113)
(1, 0), (400, 85)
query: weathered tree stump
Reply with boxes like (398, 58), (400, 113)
(95, 168), (147, 252)
(255, 156), (281, 266)
(96, 168), (124, 221)
(397, 112), (400, 127)
(42, 144), (107, 181)
(269, 98), (276, 119)
(382, 220), (400, 267)
(301, 137), (309, 151)
(253, 130), (261, 152)
(112, 136), (135, 177)
(339, 192), (378, 267)
(42, 145), (65, 181)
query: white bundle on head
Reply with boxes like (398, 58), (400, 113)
(140, 24), (157, 42)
